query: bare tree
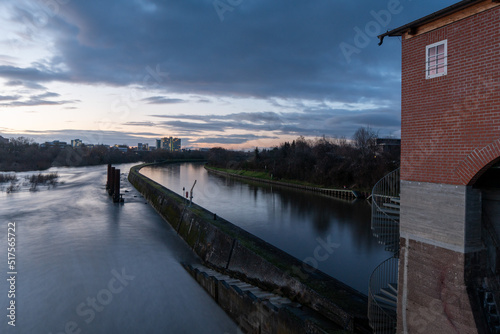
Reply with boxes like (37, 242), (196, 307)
(353, 127), (378, 157)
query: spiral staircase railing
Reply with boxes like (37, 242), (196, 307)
(368, 256), (399, 334)
(371, 168), (400, 254)
(369, 168), (400, 333)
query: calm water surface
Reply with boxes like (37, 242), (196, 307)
(141, 162), (393, 293)
(0, 164), (238, 334)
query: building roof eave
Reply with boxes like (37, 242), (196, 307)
(377, 0), (491, 45)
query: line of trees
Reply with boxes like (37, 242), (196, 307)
(0, 127), (400, 191)
(0, 137), (207, 172)
(207, 128), (400, 191)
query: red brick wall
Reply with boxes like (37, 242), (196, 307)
(397, 238), (485, 333)
(401, 7), (500, 185)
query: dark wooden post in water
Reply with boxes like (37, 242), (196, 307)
(106, 164), (112, 190)
(108, 167), (116, 196)
(113, 168), (121, 203)
(106, 165), (123, 203)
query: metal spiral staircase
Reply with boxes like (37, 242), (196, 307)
(368, 257), (399, 334)
(371, 168), (400, 254)
(481, 289), (500, 333)
(368, 168), (400, 334)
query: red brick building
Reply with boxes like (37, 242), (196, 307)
(379, 1), (500, 333)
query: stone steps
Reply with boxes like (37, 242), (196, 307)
(189, 263), (296, 309)
(183, 263), (343, 334)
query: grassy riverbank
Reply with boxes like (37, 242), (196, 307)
(205, 165), (361, 192)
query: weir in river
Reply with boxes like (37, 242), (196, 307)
(140, 161), (392, 294)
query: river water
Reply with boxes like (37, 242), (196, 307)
(0, 164), (238, 334)
(140, 162), (393, 294)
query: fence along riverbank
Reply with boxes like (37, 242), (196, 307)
(205, 166), (370, 200)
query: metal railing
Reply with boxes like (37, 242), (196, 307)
(371, 168), (400, 254)
(368, 256), (399, 334)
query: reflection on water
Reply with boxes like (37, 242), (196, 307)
(141, 162), (393, 294)
(0, 164), (237, 334)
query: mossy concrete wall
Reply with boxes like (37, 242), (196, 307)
(128, 163), (371, 333)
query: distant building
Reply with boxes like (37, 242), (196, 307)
(0, 136), (8, 145)
(159, 137), (181, 152)
(113, 144), (129, 153)
(71, 139), (82, 148)
(160, 137), (170, 150)
(137, 143), (149, 151)
(41, 140), (68, 149)
(156, 139), (161, 150)
(375, 138), (401, 154)
(172, 137), (181, 151)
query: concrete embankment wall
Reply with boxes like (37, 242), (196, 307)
(205, 166), (368, 200)
(182, 263), (345, 334)
(128, 163), (370, 333)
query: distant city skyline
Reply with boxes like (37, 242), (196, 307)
(30, 136), (184, 151)
(0, 0), (457, 148)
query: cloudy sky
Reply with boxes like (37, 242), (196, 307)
(0, 0), (457, 149)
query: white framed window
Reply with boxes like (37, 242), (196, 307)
(426, 40), (447, 79)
